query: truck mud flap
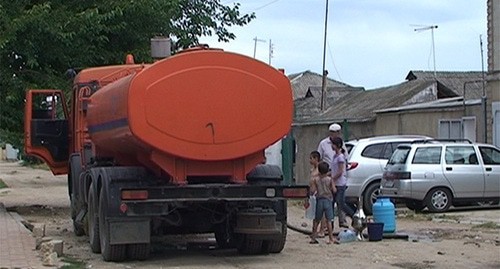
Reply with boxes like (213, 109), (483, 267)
(109, 219), (150, 245)
(234, 209), (281, 235)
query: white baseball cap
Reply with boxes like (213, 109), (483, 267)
(329, 123), (341, 132)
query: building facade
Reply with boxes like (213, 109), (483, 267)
(487, 0), (500, 146)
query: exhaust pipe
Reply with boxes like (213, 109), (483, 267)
(151, 36), (171, 60)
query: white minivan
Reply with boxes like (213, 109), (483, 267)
(380, 139), (500, 213)
(345, 135), (431, 215)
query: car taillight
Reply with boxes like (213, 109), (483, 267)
(121, 190), (149, 200)
(347, 162), (358, 170)
(383, 171), (411, 180)
(282, 187), (309, 198)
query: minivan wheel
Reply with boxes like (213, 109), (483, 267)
(425, 188), (452, 213)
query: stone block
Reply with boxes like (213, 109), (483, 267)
(32, 223), (46, 237)
(36, 236), (54, 250)
(51, 240), (64, 257)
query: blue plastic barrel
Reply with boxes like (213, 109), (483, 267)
(372, 197), (396, 233)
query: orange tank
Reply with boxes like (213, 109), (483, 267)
(85, 49), (293, 184)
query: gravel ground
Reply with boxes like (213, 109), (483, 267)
(1, 160), (499, 269)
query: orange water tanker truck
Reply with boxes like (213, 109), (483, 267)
(24, 45), (308, 261)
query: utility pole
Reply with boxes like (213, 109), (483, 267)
(480, 34), (487, 142)
(320, 0), (329, 111)
(268, 39), (274, 65)
(414, 25), (438, 80)
(253, 37), (266, 58)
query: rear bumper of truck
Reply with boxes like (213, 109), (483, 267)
(116, 184), (308, 215)
(102, 183), (307, 244)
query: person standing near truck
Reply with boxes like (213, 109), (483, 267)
(309, 161), (337, 245)
(307, 151), (327, 237)
(330, 136), (355, 225)
(317, 123), (349, 228)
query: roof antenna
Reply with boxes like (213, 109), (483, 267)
(414, 25), (438, 80)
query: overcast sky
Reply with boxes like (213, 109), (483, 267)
(199, 0), (487, 89)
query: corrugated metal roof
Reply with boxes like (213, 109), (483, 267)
(375, 97), (482, 113)
(406, 70), (485, 99)
(294, 86), (364, 120)
(296, 80), (458, 124)
(287, 70), (351, 100)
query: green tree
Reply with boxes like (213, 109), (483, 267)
(0, 0), (254, 152)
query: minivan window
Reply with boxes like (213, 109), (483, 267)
(387, 147), (410, 165)
(479, 146), (500, 165)
(445, 146), (478, 165)
(382, 143), (394, 159)
(412, 147), (442, 164)
(361, 143), (385, 159)
(382, 142), (407, 159)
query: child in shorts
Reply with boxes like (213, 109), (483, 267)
(309, 161), (338, 244)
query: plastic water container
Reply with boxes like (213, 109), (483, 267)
(372, 197), (396, 233)
(337, 229), (357, 243)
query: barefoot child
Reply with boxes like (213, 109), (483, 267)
(309, 161), (338, 244)
(308, 151), (327, 237)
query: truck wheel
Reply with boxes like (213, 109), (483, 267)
(69, 155), (84, 237)
(263, 221), (287, 253)
(237, 236), (263, 255)
(88, 183), (100, 253)
(247, 164), (282, 185)
(363, 182), (380, 215)
(425, 187), (452, 213)
(214, 224), (233, 249)
(127, 243), (150, 260)
(71, 194), (85, 236)
(99, 188), (126, 261)
(69, 154), (82, 199)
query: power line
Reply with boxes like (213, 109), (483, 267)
(221, 0), (281, 12)
(327, 40), (343, 82)
(255, 0), (281, 11)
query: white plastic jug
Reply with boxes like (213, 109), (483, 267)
(337, 229), (357, 243)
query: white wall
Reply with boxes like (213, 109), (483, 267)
(265, 140), (282, 168)
(493, 102), (500, 147)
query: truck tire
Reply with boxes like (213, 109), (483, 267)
(425, 187), (452, 213)
(237, 236), (264, 255)
(263, 220), (287, 253)
(99, 187), (126, 261)
(71, 194), (85, 236)
(69, 155), (85, 236)
(363, 182), (381, 215)
(127, 244), (150, 261)
(247, 164), (282, 185)
(88, 182), (100, 253)
(214, 224), (234, 249)
(68, 154), (83, 198)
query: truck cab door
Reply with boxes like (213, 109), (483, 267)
(24, 90), (69, 175)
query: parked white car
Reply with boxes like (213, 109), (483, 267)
(380, 139), (500, 213)
(344, 135), (432, 215)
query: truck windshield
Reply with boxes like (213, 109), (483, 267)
(387, 147), (410, 165)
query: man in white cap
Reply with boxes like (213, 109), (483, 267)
(317, 123), (342, 164)
(317, 123), (350, 228)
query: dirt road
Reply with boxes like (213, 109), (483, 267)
(0, 161), (499, 269)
